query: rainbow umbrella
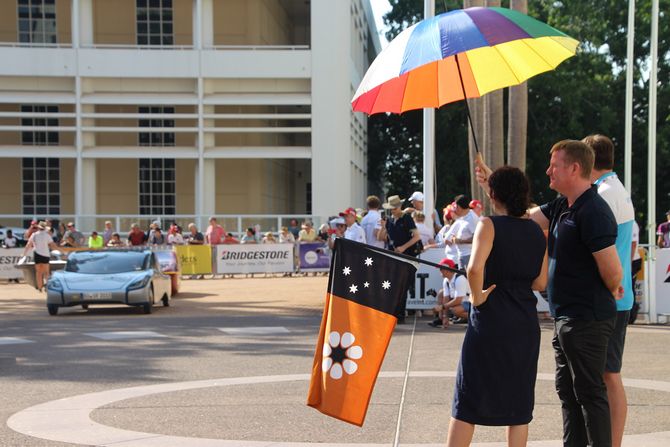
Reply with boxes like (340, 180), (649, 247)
(352, 6), (579, 116)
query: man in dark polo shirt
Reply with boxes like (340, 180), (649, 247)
(476, 140), (623, 447)
(378, 195), (422, 324)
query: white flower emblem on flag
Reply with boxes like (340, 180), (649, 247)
(321, 331), (364, 380)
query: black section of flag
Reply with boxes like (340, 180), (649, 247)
(329, 238), (417, 316)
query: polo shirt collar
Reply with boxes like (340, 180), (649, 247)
(568, 185), (598, 211)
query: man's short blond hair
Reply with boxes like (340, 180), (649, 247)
(550, 139), (594, 180)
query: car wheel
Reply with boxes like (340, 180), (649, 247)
(47, 304), (59, 316)
(81, 304), (89, 310)
(142, 288), (154, 314)
(162, 295), (169, 307)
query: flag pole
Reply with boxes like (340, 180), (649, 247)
(647, 0), (659, 323)
(340, 238), (465, 274)
(624, 0), (635, 192)
(423, 0), (436, 231)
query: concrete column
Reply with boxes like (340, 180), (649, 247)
(81, 104), (95, 147)
(201, 0), (214, 47)
(80, 158), (96, 231)
(310, 0), (352, 218)
(78, 0), (93, 46)
(200, 158), (216, 218)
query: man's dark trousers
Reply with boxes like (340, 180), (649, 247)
(552, 317), (616, 447)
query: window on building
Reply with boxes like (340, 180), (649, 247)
(21, 105), (59, 146)
(136, 0), (173, 46)
(17, 0), (57, 44)
(306, 182), (312, 215)
(139, 158), (176, 216)
(22, 158), (60, 221)
(138, 106), (175, 146)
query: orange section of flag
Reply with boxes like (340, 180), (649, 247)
(307, 293), (397, 426)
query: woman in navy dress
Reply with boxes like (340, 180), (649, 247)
(447, 166), (548, 447)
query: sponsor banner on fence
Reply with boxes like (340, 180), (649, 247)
(299, 242), (330, 271)
(406, 248), (444, 310)
(215, 243), (294, 274)
(175, 245), (212, 275)
(154, 249), (179, 273)
(0, 248), (29, 279)
(655, 248), (670, 315)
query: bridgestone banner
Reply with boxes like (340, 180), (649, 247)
(215, 244), (294, 274)
(0, 249), (28, 279)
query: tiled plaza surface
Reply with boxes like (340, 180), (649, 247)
(1, 277), (669, 446)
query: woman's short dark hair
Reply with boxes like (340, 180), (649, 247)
(488, 166), (531, 218)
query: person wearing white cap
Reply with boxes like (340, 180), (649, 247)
(327, 217), (346, 250)
(407, 191), (442, 233)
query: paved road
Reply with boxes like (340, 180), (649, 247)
(1, 277), (669, 446)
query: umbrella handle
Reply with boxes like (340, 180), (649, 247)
(455, 54), (480, 154)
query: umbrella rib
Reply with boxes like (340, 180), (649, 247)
(491, 44), (523, 86)
(520, 38), (558, 74)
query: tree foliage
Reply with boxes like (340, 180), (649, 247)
(367, 0), (669, 241)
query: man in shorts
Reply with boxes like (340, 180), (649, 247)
(429, 258), (470, 328)
(584, 134), (635, 447)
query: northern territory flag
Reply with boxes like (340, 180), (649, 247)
(307, 238), (417, 426)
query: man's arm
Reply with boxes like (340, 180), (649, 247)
(397, 230), (421, 253)
(592, 245), (623, 296)
(528, 206), (550, 230)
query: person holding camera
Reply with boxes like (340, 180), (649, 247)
(378, 195), (422, 324)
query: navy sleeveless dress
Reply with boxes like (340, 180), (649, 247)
(452, 216), (546, 426)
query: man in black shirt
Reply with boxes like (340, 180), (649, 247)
(378, 195), (422, 324)
(476, 140), (623, 447)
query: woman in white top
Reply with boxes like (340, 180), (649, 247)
(279, 226), (295, 244)
(23, 221), (58, 291)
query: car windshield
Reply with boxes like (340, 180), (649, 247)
(66, 251), (150, 274)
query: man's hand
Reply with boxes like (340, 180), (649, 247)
(614, 285), (625, 300)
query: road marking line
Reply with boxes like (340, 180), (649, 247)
(84, 331), (166, 340)
(0, 337), (33, 345)
(8, 372), (670, 446)
(218, 327), (290, 335)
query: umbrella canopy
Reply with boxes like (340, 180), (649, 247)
(352, 7), (579, 115)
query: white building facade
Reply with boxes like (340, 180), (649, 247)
(0, 0), (378, 232)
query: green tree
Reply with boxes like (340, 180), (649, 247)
(368, 0), (669, 240)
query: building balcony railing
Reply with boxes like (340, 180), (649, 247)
(0, 214), (321, 236)
(0, 42), (73, 49)
(0, 41), (310, 51)
(0, 44), (312, 79)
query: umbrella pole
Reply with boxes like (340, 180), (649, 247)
(455, 54), (480, 154)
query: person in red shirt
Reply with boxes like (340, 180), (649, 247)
(127, 223), (146, 246)
(205, 217), (225, 245)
